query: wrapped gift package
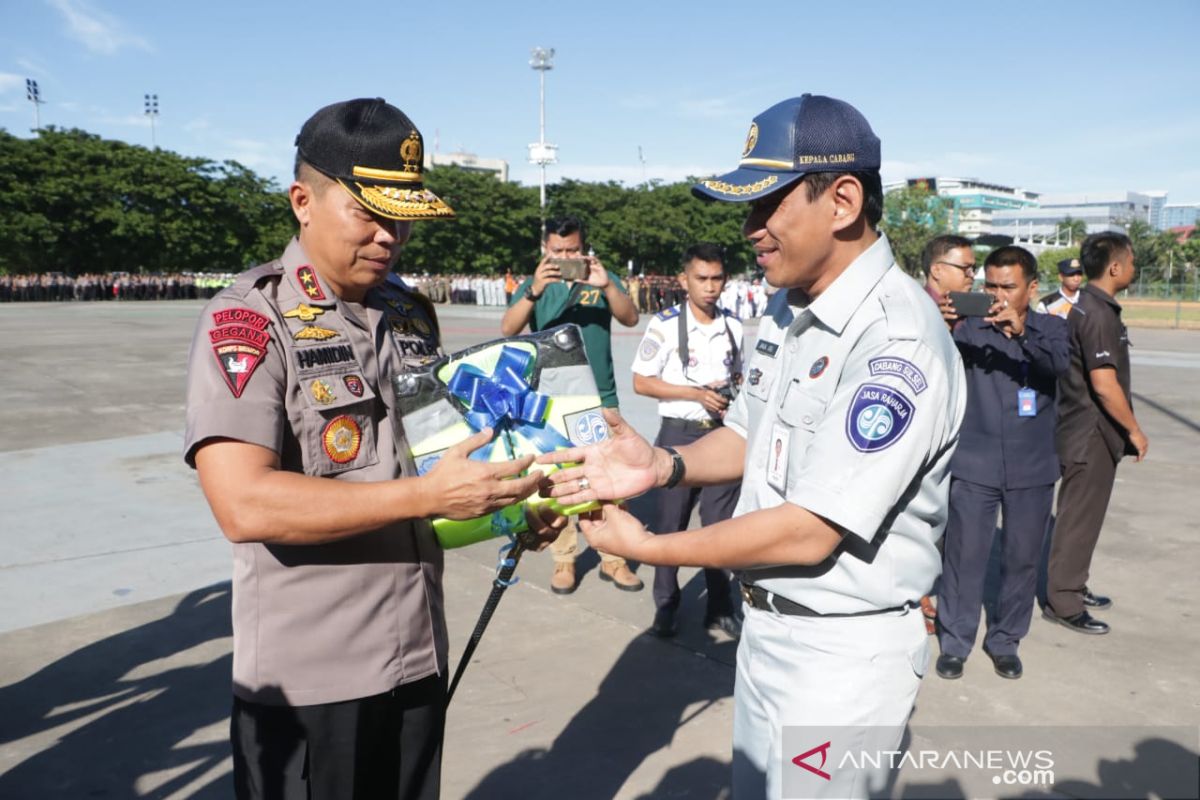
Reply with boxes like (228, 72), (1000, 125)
(392, 324), (610, 549)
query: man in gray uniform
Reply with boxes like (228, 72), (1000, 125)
(540, 94), (965, 799)
(185, 98), (554, 800)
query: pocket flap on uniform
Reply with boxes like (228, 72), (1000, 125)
(298, 372), (377, 411)
(776, 382), (828, 432)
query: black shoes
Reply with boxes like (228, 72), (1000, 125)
(1043, 608), (1110, 635)
(651, 606), (677, 638)
(984, 649), (1023, 680)
(1082, 588), (1113, 610)
(705, 612), (744, 639)
(935, 654), (964, 679)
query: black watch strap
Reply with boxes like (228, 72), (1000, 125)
(662, 446), (686, 489)
(524, 284), (542, 302)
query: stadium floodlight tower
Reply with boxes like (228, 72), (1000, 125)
(26, 79), (45, 132)
(528, 47), (558, 222)
(144, 94), (159, 148)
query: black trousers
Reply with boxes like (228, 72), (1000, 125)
(1047, 428), (1120, 618)
(232, 674), (446, 800)
(938, 478), (1054, 657)
(650, 419), (741, 617)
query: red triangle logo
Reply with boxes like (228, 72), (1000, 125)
(792, 741), (832, 781)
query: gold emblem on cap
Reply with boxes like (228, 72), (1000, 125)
(284, 303), (325, 322)
(293, 325), (340, 341)
(310, 378), (336, 405)
(701, 174), (779, 197)
(742, 122), (759, 158)
(400, 131), (423, 170)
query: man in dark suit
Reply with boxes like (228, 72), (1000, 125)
(936, 246), (1070, 680)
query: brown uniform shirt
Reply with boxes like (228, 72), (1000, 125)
(184, 238), (447, 706)
(1056, 283), (1134, 463)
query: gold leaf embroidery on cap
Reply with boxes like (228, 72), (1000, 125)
(355, 183), (456, 218)
(701, 174), (779, 196)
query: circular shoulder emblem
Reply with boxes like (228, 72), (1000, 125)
(845, 383), (914, 453)
(322, 415), (362, 463)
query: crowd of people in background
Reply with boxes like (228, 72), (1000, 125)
(398, 271), (774, 318)
(0, 272), (237, 302)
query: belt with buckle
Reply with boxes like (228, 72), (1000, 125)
(661, 416), (721, 431)
(741, 583), (919, 618)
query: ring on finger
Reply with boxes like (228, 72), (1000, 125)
(578, 476), (591, 492)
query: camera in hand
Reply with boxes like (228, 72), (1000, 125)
(551, 258), (590, 281)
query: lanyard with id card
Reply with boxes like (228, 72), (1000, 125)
(1017, 362), (1036, 417)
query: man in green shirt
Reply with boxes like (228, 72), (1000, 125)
(501, 216), (642, 594)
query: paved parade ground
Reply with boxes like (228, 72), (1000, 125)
(1, 300), (1198, 798)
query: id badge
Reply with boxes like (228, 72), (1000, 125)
(1017, 388), (1037, 417)
(767, 422), (790, 492)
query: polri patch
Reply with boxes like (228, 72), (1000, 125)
(756, 340), (779, 358)
(322, 416), (362, 463)
(867, 357), (928, 394)
(845, 383), (914, 453)
(343, 374), (364, 397)
(296, 265), (326, 301)
(208, 307), (271, 398)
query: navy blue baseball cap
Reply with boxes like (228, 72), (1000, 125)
(1057, 257), (1083, 275)
(693, 94), (881, 203)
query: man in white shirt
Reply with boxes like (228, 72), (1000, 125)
(632, 243), (745, 638)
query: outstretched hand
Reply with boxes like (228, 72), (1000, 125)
(577, 503), (655, 562)
(422, 428), (542, 520)
(536, 408), (663, 505)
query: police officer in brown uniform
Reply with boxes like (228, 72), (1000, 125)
(1044, 231), (1148, 635)
(184, 99), (556, 800)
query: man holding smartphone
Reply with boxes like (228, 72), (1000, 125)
(935, 246), (1069, 681)
(501, 217), (642, 593)
(921, 234), (977, 329)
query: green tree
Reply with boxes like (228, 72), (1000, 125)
(880, 185), (949, 277)
(400, 165), (540, 275)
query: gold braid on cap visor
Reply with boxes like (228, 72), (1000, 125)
(700, 174), (779, 197)
(341, 180), (456, 219)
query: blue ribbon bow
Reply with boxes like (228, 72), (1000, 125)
(446, 345), (572, 461)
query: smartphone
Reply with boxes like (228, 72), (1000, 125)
(551, 257), (590, 281)
(948, 291), (995, 317)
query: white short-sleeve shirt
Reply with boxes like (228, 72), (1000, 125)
(632, 303), (745, 421)
(725, 235), (967, 614)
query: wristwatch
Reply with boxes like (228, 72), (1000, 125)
(524, 284), (542, 302)
(661, 446), (686, 489)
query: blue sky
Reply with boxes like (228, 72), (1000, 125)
(2, 0), (1199, 201)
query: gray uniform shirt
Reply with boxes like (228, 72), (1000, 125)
(184, 238), (447, 706)
(725, 235), (967, 614)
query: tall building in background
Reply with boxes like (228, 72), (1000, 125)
(883, 177), (1039, 237)
(991, 190), (1168, 241)
(424, 150), (509, 181)
(1162, 203), (1200, 229)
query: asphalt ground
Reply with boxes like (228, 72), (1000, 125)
(1, 300), (1198, 799)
